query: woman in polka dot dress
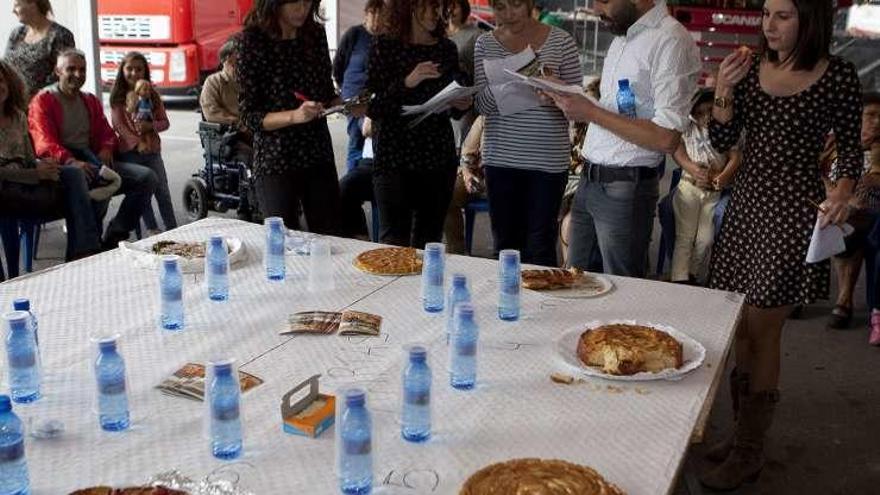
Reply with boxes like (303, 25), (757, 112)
(700, 0), (863, 490)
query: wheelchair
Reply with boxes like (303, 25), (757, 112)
(184, 121), (259, 223)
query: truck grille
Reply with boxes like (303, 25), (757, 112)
(99, 15), (170, 40)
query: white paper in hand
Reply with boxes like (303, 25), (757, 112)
(483, 46), (542, 116)
(806, 216), (854, 263)
(503, 69), (595, 102)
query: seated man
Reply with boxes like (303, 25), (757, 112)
(29, 48), (157, 248)
(200, 36), (253, 218)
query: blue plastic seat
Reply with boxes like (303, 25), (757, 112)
(655, 168), (682, 276)
(464, 198), (490, 256)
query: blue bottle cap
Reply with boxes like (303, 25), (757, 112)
(499, 249), (520, 262)
(455, 302), (474, 319)
(98, 339), (118, 353)
(211, 359), (235, 376)
(209, 235), (224, 248)
(3, 311), (29, 331)
(452, 273), (467, 287)
(618, 78), (630, 88)
(344, 388), (366, 407)
(161, 255), (179, 269)
(0, 395), (11, 413)
(265, 216), (284, 230)
(409, 345), (427, 363)
(12, 298), (30, 311)
(424, 242), (444, 254)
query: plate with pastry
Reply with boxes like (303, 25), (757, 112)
(353, 247), (423, 276)
(119, 237), (246, 273)
(556, 320), (706, 381)
(521, 267), (613, 298)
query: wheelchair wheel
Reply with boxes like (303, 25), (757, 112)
(182, 178), (209, 222)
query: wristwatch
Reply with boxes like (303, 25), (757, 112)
(714, 96), (733, 109)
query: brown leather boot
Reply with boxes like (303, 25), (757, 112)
(705, 369), (750, 462)
(700, 389), (779, 491)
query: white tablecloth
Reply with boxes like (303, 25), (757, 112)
(0, 218), (743, 495)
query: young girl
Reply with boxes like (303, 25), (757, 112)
(670, 90), (740, 284)
(109, 52), (177, 235)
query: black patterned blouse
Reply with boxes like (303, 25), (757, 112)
(5, 22), (75, 96)
(237, 26), (336, 178)
(366, 36), (464, 176)
(708, 56), (863, 308)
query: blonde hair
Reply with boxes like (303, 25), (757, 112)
(125, 79), (158, 114)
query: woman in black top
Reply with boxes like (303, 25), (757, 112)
(367, 0), (472, 248)
(237, 0), (341, 232)
(5, 0), (75, 98)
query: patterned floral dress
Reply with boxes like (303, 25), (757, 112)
(708, 56), (863, 308)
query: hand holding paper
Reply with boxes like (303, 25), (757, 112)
(806, 216), (854, 263)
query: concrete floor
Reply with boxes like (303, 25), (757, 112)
(4, 107), (878, 494)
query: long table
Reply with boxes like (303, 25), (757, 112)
(0, 218), (743, 494)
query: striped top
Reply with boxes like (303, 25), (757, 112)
(474, 27), (581, 173)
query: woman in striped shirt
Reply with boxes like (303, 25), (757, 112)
(474, 0), (581, 266)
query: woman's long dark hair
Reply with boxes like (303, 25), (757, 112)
(384, 0), (452, 43)
(0, 60), (28, 117)
(243, 0), (325, 40)
(759, 0), (832, 71)
(108, 51), (153, 108)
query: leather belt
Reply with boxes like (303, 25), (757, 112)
(581, 160), (659, 183)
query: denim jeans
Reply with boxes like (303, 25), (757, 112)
(59, 165), (102, 258)
(484, 166), (568, 267)
(117, 151), (177, 231)
(99, 160), (158, 243)
(567, 169), (660, 277)
(345, 116), (365, 173)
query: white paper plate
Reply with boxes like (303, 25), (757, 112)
(555, 320), (706, 381)
(527, 274), (614, 299)
(119, 237), (246, 273)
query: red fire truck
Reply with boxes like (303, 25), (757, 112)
(97, 0), (253, 97)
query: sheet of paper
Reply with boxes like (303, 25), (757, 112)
(502, 69), (596, 102)
(483, 46), (543, 116)
(806, 217), (854, 263)
(401, 81), (479, 117)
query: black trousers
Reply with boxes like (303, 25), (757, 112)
(373, 167), (456, 248)
(484, 166), (568, 267)
(339, 158), (374, 239)
(254, 164), (341, 234)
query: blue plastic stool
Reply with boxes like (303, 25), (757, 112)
(655, 168), (682, 276)
(19, 220), (40, 273)
(464, 198), (490, 256)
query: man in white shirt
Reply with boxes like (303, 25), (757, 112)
(548, 0), (700, 277)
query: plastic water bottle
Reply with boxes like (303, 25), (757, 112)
(339, 388), (372, 495)
(0, 395), (30, 495)
(206, 235), (229, 301)
(498, 250), (521, 321)
(617, 79), (637, 118)
(401, 346), (431, 442)
(11, 299), (37, 348)
(265, 217), (286, 281)
(445, 274), (471, 340)
(421, 243), (445, 312)
(3, 311), (41, 403)
(209, 359), (242, 460)
(93, 335), (130, 432)
(159, 255), (184, 330)
(450, 303), (478, 390)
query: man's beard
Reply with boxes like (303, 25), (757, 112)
(601, 3), (640, 36)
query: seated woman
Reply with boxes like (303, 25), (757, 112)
(826, 93), (880, 333)
(0, 59), (100, 263)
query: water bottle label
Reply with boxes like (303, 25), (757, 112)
(213, 403), (240, 421)
(8, 350), (36, 368)
(343, 437), (371, 455)
(162, 286), (182, 301)
(99, 376), (126, 395)
(210, 262), (228, 276)
(0, 438), (25, 462)
(455, 340), (477, 357)
(404, 387), (430, 406)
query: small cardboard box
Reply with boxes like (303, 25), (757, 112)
(281, 374), (335, 438)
